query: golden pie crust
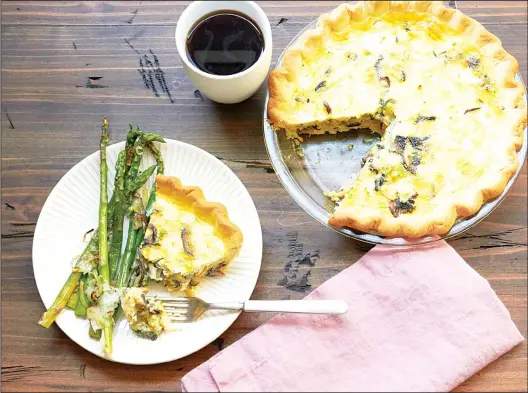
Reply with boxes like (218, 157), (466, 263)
(141, 175), (243, 292)
(155, 175), (243, 260)
(267, 1), (527, 238)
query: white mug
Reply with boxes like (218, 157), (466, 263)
(175, 1), (272, 104)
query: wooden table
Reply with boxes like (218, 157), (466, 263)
(1, 1), (526, 391)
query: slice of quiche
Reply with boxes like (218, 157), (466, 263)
(140, 175), (243, 293)
(268, 1), (527, 238)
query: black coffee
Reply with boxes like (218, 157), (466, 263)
(186, 11), (264, 76)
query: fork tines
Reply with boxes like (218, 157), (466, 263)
(149, 297), (194, 322)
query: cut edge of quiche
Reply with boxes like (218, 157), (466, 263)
(140, 175), (244, 292)
(267, 1), (527, 238)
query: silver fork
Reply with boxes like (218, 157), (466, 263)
(151, 296), (348, 323)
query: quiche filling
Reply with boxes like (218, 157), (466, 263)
(121, 288), (171, 341)
(140, 175), (243, 292)
(268, 1), (526, 237)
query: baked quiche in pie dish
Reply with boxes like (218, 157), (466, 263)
(268, 1), (527, 238)
(140, 175), (243, 293)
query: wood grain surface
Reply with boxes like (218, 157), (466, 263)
(1, 1), (527, 392)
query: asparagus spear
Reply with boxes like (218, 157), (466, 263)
(107, 126), (152, 279)
(115, 212), (141, 288)
(38, 224), (98, 326)
(125, 165), (157, 196)
(38, 272), (82, 328)
(38, 166), (123, 328)
(147, 141), (164, 175)
(120, 144), (165, 288)
(38, 124), (149, 330)
(115, 187), (148, 286)
(89, 324), (102, 340)
(125, 125), (143, 166)
(39, 202), (109, 328)
(108, 151), (127, 279)
(98, 117), (110, 281)
(120, 184), (157, 288)
(125, 144), (145, 194)
(115, 134), (165, 286)
(89, 127), (164, 350)
(74, 275), (90, 317)
(39, 122), (165, 346)
(66, 286), (79, 310)
(97, 117), (114, 355)
(124, 133), (165, 197)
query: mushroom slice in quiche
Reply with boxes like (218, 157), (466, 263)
(140, 175), (243, 293)
(268, 1), (527, 238)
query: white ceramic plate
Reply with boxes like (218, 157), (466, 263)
(33, 139), (263, 364)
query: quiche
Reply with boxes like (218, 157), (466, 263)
(120, 288), (171, 341)
(268, 1), (526, 238)
(140, 175), (243, 293)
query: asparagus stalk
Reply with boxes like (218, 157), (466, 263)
(38, 165), (122, 328)
(98, 117), (110, 282)
(108, 151), (127, 280)
(115, 214), (140, 288)
(93, 127), (163, 348)
(97, 117), (113, 355)
(115, 189), (147, 287)
(38, 124), (148, 330)
(124, 133), (165, 197)
(38, 122), (164, 343)
(126, 125), (142, 147)
(38, 272), (81, 328)
(74, 275), (90, 317)
(147, 141), (164, 175)
(89, 324), (102, 340)
(115, 133), (165, 288)
(38, 226), (97, 326)
(119, 183), (157, 288)
(125, 165), (157, 196)
(120, 143), (165, 288)
(125, 125), (143, 166)
(106, 126), (144, 280)
(115, 134), (164, 286)
(124, 144), (145, 194)
(65, 285), (79, 310)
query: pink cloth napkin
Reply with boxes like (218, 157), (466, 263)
(181, 241), (523, 392)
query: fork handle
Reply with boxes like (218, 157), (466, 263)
(207, 300), (348, 315)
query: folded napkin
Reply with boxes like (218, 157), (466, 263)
(182, 241), (523, 392)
